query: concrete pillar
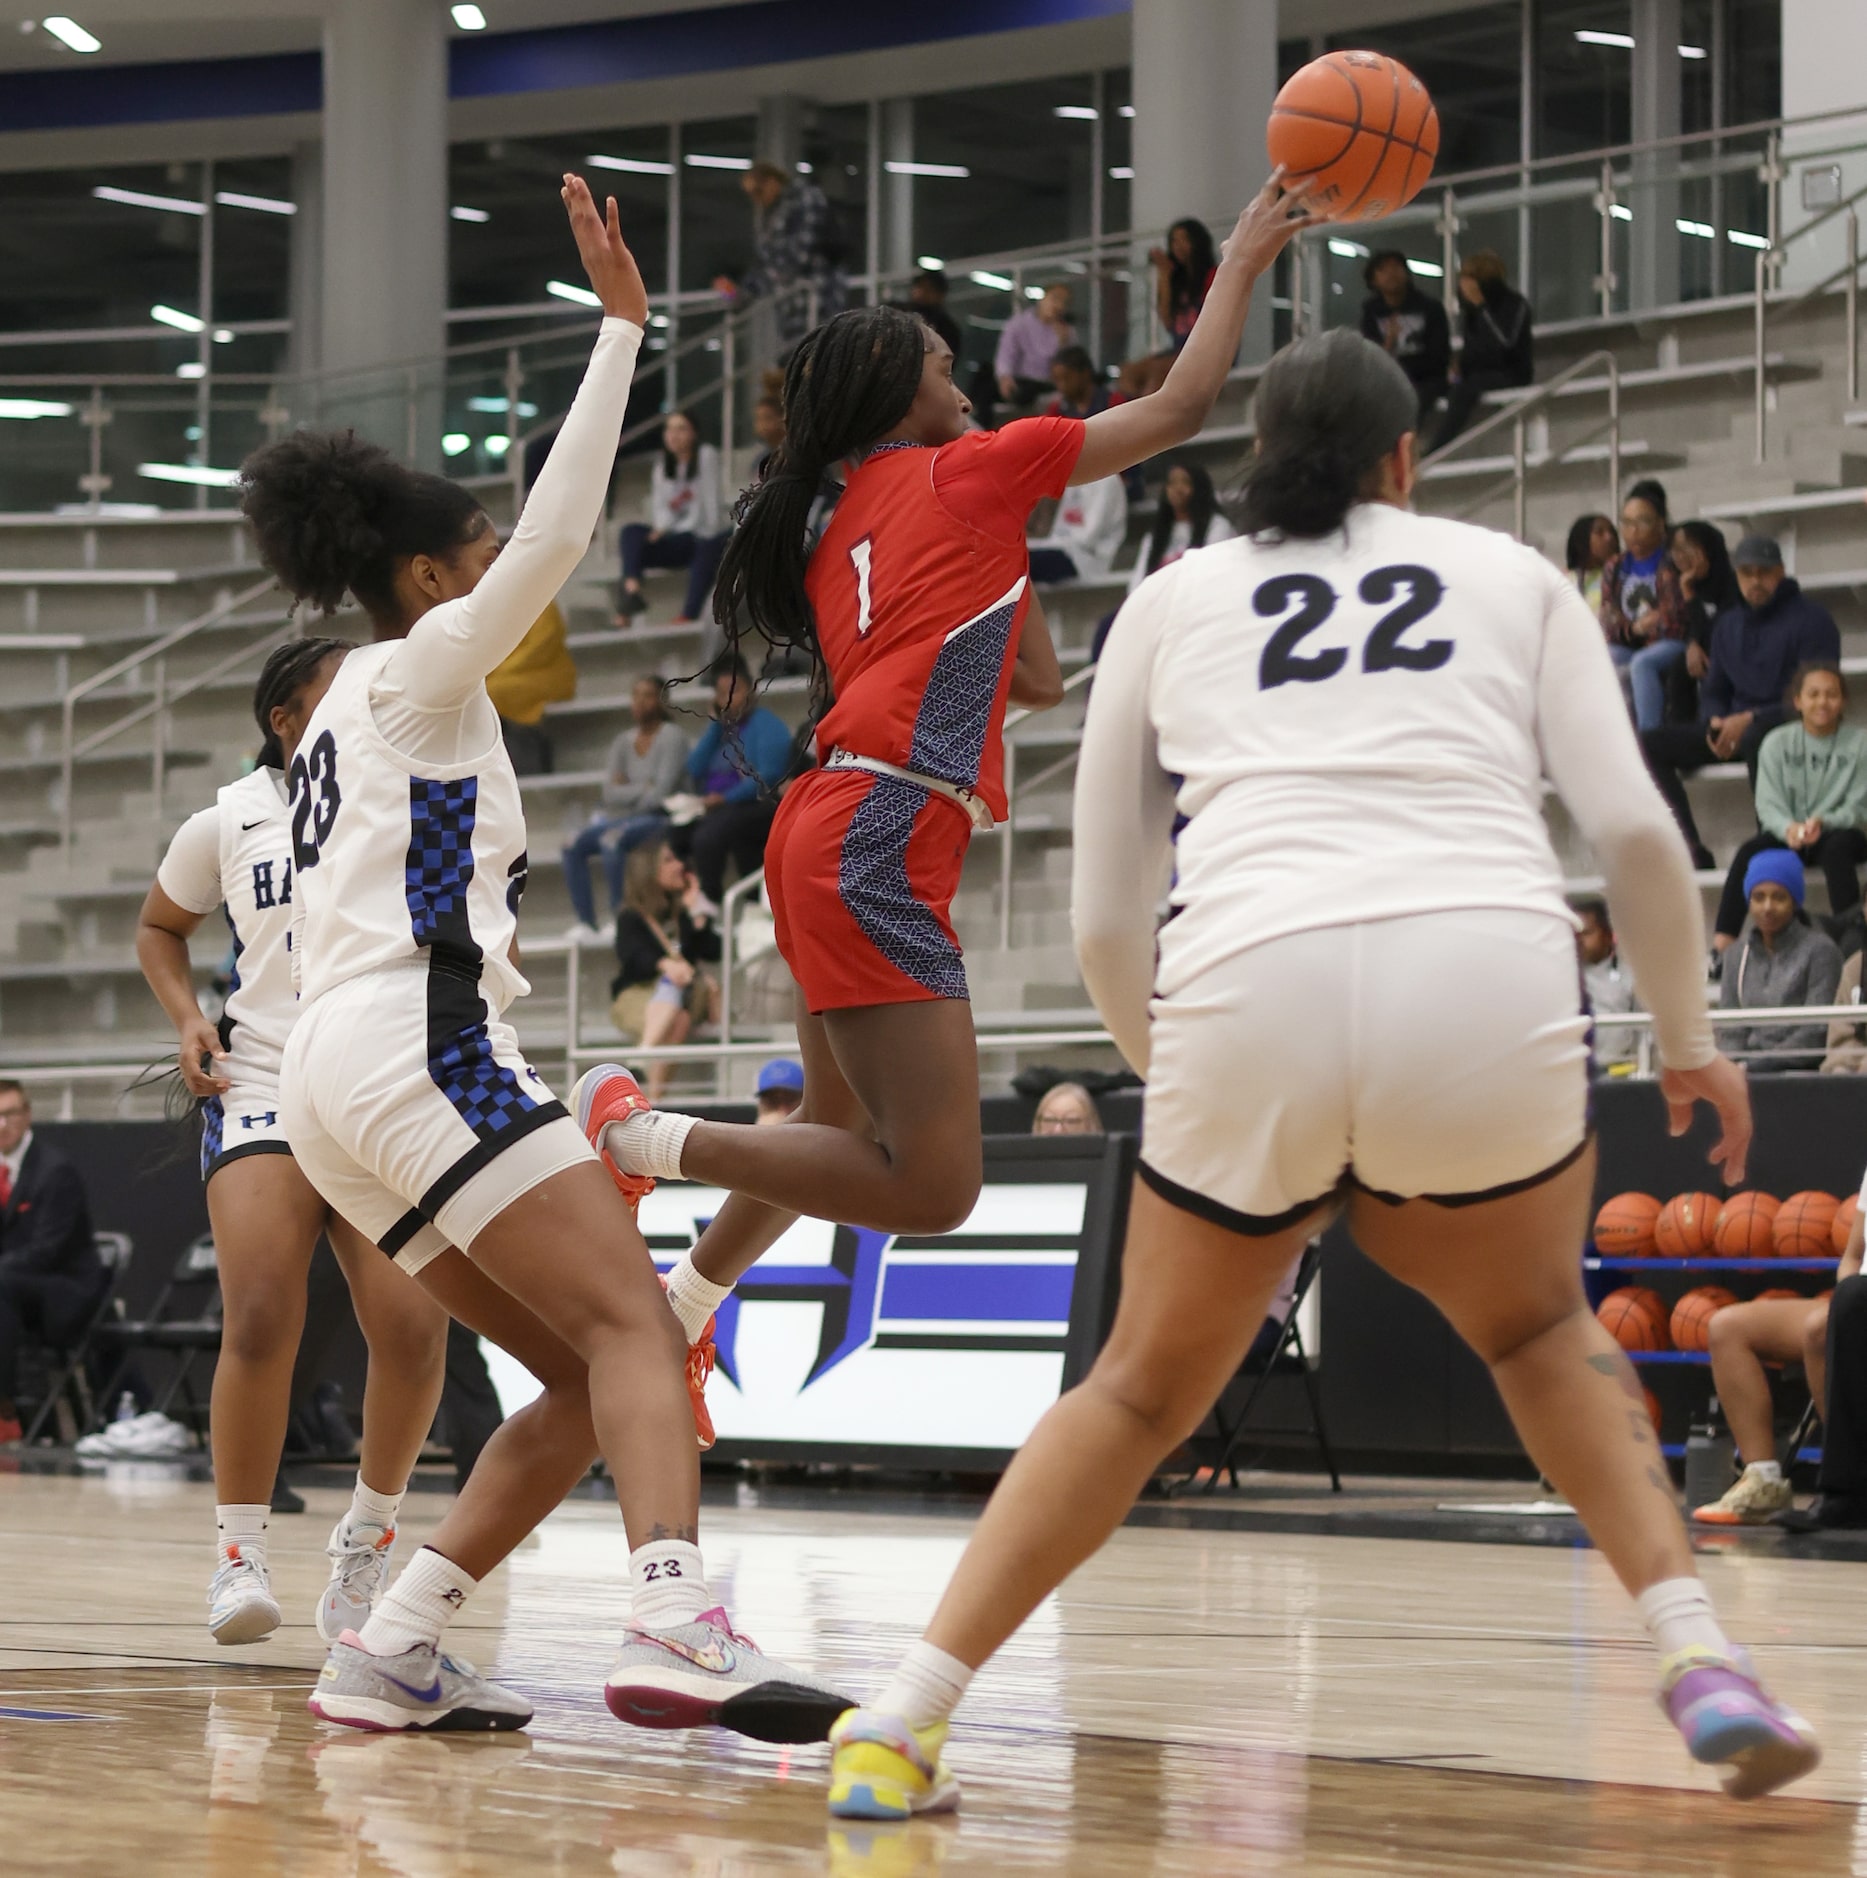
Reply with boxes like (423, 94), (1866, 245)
(1628, 0), (1683, 310)
(286, 140), (322, 386)
(1780, 0), (1867, 293)
(1131, 0), (1278, 362)
(318, 0), (449, 462)
(757, 93), (807, 175)
(881, 97), (915, 279)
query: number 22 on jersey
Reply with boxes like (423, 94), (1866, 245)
(1256, 563), (1451, 691)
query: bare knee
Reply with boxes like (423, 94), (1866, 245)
(889, 1174), (980, 1236)
(219, 1291), (303, 1366)
(361, 1295), (447, 1378)
(1088, 1351), (1211, 1451)
(1707, 1307), (1754, 1363)
(1803, 1308), (1829, 1364)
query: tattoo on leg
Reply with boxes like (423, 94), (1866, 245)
(1587, 1349), (1648, 1407)
(644, 1522), (699, 1545)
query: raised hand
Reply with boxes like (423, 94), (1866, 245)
(561, 174), (650, 327)
(1221, 167), (1327, 279)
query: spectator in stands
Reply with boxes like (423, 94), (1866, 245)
(1573, 897), (1640, 1067)
(900, 269), (963, 365)
(1565, 512), (1618, 616)
(1713, 663), (1867, 965)
(713, 159), (847, 348)
(1118, 218), (1218, 398)
(608, 841), (722, 1102)
(1027, 473), (1129, 586)
(1717, 849), (1842, 1070)
(560, 675), (690, 940)
(1032, 1082), (1103, 1134)
(1432, 249), (1533, 448)
(1642, 535), (1843, 867)
(755, 1058), (805, 1124)
(1668, 519), (1741, 721)
(752, 393), (786, 475)
(1601, 480), (1686, 731)
(1821, 948), (1867, 1071)
(672, 655), (793, 905)
(1358, 249), (1450, 424)
(0, 1080), (104, 1445)
(1778, 1203), (1867, 1530)
(616, 411), (728, 627)
(486, 599), (576, 777)
(986, 281), (1074, 424)
(1046, 345), (1121, 420)
(1089, 463), (1234, 664)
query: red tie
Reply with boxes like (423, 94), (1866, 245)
(0, 1164), (12, 1209)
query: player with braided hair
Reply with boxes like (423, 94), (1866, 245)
(137, 637), (449, 1648)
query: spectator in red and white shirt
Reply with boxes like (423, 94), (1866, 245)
(616, 410), (728, 626)
(1027, 474), (1130, 585)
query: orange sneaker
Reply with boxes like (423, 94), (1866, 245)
(661, 1277), (718, 1451)
(571, 1063), (657, 1211)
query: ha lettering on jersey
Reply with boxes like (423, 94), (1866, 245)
(212, 767), (299, 1081)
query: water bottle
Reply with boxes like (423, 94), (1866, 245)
(1684, 1410), (1736, 1511)
(112, 1392), (136, 1425)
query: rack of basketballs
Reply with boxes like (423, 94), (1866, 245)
(1586, 1188), (1855, 1460)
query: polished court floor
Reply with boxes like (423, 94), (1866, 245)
(2, 1467), (1862, 1874)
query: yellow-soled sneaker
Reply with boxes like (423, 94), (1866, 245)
(828, 1708), (960, 1820)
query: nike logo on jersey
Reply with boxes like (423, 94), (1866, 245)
(241, 819), (267, 831)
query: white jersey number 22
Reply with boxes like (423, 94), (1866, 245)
(850, 536), (874, 636)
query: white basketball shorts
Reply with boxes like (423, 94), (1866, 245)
(1139, 908), (1592, 1231)
(281, 961), (598, 1276)
(200, 1068), (292, 1183)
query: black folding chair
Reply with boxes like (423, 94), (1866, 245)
(88, 1233), (221, 1442)
(1169, 1242), (1341, 1495)
(19, 1230), (134, 1446)
(1780, 1396), (1821, 1472)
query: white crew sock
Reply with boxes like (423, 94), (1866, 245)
(1635, 1577), (1732, 1663)
(345, 1473), (405, 1535)
(216, 1503), (269, 1565)
(602, 1108), (697, 1182)
(876, 1639), (975, 1729)
(628, 1538), (711, 1630)
(356, 1546), (476, 1656)
(664, 1254), (732, 1345)
(1744, 1459), (1784, 1484)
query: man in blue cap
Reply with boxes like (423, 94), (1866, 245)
(755, 1058), (804, 1125)
(1717, 848), (1841, 1070)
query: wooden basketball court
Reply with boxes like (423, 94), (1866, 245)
(1, 1468), (1858, 1873)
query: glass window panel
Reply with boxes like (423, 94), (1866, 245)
(801, 101), (871, 291)
(210, 155), (294, 329)
(677, 115), (757, 297)
(1725, 0), (1780, 127)
(1537, 0), (1635, 158)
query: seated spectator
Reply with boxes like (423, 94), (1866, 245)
(755, 1058), (804, 1124)
(1667, 519), (1740, 721)
(560, 675), (690, 940)
(1091, 463), (1234, 664)
(1358, 249), (1450, 424)
(752, 393), (786, 476)
(981, 281), (1074, 426)
(1045, 345), (1120, 421)
(1717, 850), (1843, 1070)
(1565, 511), (1617, 616)
(1573, 896), (1640, 1068)
(1822, 948), (1867, 1072)
(0, 1080), (105, 1445)
(1027, 474), (1129, 586)
(1600, 479), (1686, 732)
(900, 269), (963, 364)
(1778, 1195), (1867, 1529)
(712, 159), (847, 351)
(1118, 218), (1217, 398)
(1642, 536), (1843, 868)
(1432, 249), (1533, 448)
(616, 411), (728, 627)
(486, 600), (576, 777)
(1714, 663), (1867, 962)
(609, 841), (722, 1102)
(671, 655), (794, 905)
(1032, 1082), (1103, 1135)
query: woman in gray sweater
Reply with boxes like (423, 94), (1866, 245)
(560, 674), (690, 934)
(1720, 848), (1843, 1070)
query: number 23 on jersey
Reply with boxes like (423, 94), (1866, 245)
(1255, 563), (1451, 691)
(288, 728), (342, 870)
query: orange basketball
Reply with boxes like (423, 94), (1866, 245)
(1655, 1192), (1721, 1260)
(1593, 1192), (1662, 1256)
(1643, 1387), (1663, 1435)
(1670, 1286), (1738, 1353)
(1267, 51), (1439, 224)
(1597, 1286), (1670, 1352)
(1754, 1287), (1803, 1301)
(1833, 1192), (1860, 1255)
(1713, 1191), (1780, 1258)
(1774, 1191), (1839, 1258)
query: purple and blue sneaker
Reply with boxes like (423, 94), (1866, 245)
(1658, 1646), (1820, 1798)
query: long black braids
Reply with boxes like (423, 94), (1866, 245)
(711, 304), (928, 705)
(253, 634), (353, 769)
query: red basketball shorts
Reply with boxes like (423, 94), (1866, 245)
(765, 768), (973, 1013)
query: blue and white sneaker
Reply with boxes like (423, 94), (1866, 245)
(309, 1633), (534, 1734)
(317, 1517), (397, 1644)
(1659, 1645), (1820, 1798)
(208, 1548), (282, 1645)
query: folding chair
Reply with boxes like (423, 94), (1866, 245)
(18, 1231), (134, 1446)
(1169, 1242), (1341, 1495)
(1780, 1396), (1821, 1472)
(88, 1233), (221, 1443)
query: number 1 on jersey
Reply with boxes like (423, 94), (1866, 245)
(850, 535), (875, 636)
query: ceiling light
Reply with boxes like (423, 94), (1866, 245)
(94, 184), (204, 217)
(450, 205), (491, 223)
(969, 270), (1013, 290)
(885, 161), (970, 178)
(1729, 229), (1770, 249)
(139, 461), (240, 486)
(213, 328), (234, 343)
(917, 255), (944, 271)
(466, 396), (538, 416)
(1053, 105), (1098, 120)
(1609, 203), (1634, 220)
(175, 362), (207, 379)
(1675, 217), (1714, 238)
(589, 154), (674, 175)
(0, 399), (73, 419)
(1678, 43), (1708, 58)
(151, 304), (205, 333)
(1407, 258), (1444, 277)
(648, 313), (669, 327)
(1118, 104), (1135, 118)
(442, 433), (472, 457)
(451, 4), (487, 28)
(1328, 238), (1370, 258)
(546, 279), (603, 307)
(1107, 165), (1134, 180)
(41, 15), (100, 53)
(1574, 29), (1635, 48)
(685, 153), (752, 170)
(484, 435), (511, 456)
(1023, 286), (1045, 300)
(216, 190), (295, 215)
(795, 161), (813, 173)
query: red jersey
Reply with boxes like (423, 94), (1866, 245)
(807, 414), (1085, 821)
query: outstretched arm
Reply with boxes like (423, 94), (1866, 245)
(1069, 172), (1316, 489)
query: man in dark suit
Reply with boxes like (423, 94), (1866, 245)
(0, 1081), (105, 1442)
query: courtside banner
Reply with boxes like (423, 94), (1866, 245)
(485, 1134), (1133, 1469)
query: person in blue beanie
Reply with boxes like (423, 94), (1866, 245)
(1718, 847), (1842, 1070)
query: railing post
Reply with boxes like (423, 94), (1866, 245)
(504, 347), (524, 516)
(152, 656), (167, 812)
(1848, 209), (1861, 406)
(1512, 412), (1527, 543)
(1595, 161), (1617, 320)
(1754, 247), (1769, 462)
(58, 694), (75, 863)
(1607, 354), (1621, 519)
(78, 385), (110, 512)
(1437, 188), (1459, 324)
(565, 935), (581, 1077)
(720, 319), (737, 504)
(998, 740), (1017, 951)
(1763, 129), (1783, 285)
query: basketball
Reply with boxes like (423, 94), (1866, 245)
(1774, 1191), (1839, 1258)
(1670, 1285), (1738, 1353)
(1713, 1191), (1780, 1259)
(1833, 1192), (1860, 1255)
(1643, 1387), (1663, 1435)
(1654, 1191), (1721, 1259)
(1266, 51), (1440, 224)
(1597, 1286), (1670, 1351)
(1754, 1287), (1803, 1301)
(1592, 1192), (1662, 1256)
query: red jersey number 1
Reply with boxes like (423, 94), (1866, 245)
(849, 536), (874, 636)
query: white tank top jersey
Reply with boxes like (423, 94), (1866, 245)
(155, 766), (299, 1080)
(1073, 500), (1715, 1077)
